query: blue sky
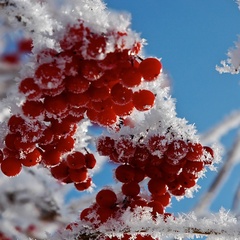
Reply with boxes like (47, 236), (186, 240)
(85, 0), (240, 215)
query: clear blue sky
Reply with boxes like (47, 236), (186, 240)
(82, 0), (240, 215)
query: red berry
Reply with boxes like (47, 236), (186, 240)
(68, 106), (86, 120)
(115, 164), (135, 183)
(96, 189), (117, 208)
(186, 142), (203, 161)
(81, 60), (103, 81)
(112, 101), (134, 116)
(14, 135), (35, 153)
(203, 146), (214, 165)
(111, 83), (133, 105)
(61, 52), (81, 76)
(22, 100), (45, 118)
(80, 206), (96, 223)
(35, 63), (63, 89)
(148, 200), (164, 215)
(181, 169), (198, 181)
(19, 77), (42, 100)
(80, 204), (98, 223)
(21, 148), (42, 167)
(178, 173), (196, 189)
(87, 34), (106, 58)
(66, 151), (86, 169)
(60, 22), (85, 50)
(97, 136), (115, 156)
(42, 82), (65, 97)
(20, 120), (44, 142)
(148, 178), (167, 195)
(132, 144), (150, 168)
(167, 180), (181, 192)
(184, 160), (204, 173)
(161, 157), (182, 174)
(38, 128), (54, 145)
(139, 58), (162, 81)
(133, 90), (155, 111)
(86, 108), (99, 123)
(42, 150), (62, 166)
(96, 206), (115, 224)
(50, 119), (77, 136)
(1, 157), (22, 177)
(147, 135), (168, 155)
(5, 133), (17, 150)
(2, 148), (18, 159)
(74, 177), (92, 191)
(44, 94), (68, 117)
(85, 153), (97, 169)
(133, 167), (146, 183)
(152, 192), (171, 207)
(145, 164), (162, 179)
(115, 137), (135, 157)
(69, 167), (88, 183)
(8, 115), (25, 133)
(91, 98), (112, 112)
(121, 68), (142, 88)
(88, 85), (110, 102)
(65, 75), (90, 94)
(97, 109), (117, 126)
(165, 140), (188, 162)
(56, 136), (75, 153)
(170, 186), (186, 196)
(122, 181), (140, 197)
(50, 161), (69, 180)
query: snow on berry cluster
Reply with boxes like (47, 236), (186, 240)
(73, 131), (214, 238)
(0, 19), (162, 194)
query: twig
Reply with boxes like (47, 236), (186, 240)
(73, 224), (240, 240)
(200, 111), (240, 145)
(231, 180), (240, 213)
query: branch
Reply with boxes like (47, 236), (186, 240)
(52, 209), (240, 240)
(200, 111), (240, 145)
(231, 180), (240, 213)
(74, 226), (240, 240)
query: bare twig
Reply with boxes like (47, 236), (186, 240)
(231, 180), (240, 213)
(200, 111), (240, 145)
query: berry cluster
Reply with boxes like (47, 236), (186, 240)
(95, 133), (214, 210)
(0, 20), (161, 194)
(75, 132), (214, 239)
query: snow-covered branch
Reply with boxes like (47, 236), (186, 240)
(52, 208), (240, 240)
